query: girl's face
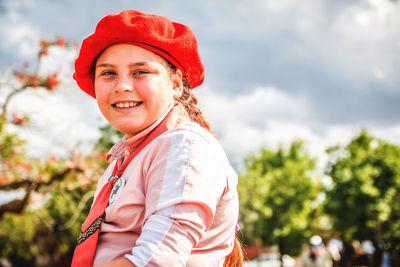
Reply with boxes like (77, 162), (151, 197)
(94, 44), (182, 137)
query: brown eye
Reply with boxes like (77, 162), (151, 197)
(133, 70), (149, 76)
(101, 71), (116, 76)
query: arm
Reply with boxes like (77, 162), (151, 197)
(124, 129), (227, 266)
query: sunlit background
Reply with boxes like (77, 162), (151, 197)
(1, 0), (400, 170)
(1, 0), (399, 266)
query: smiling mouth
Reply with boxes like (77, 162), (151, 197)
(112, 102), (143, 108)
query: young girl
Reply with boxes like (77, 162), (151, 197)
(71, 10), (242, 267)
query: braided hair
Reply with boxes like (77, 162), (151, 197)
(169, 64), (243, 267)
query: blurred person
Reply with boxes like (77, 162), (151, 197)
(327, 236), (342, 267)
(352, 240), (363, 255)
(372, 241), (386, 267)
(70, 10), (242, 267)
(362, 240), (374, 265)
(303, 235), (334, 267)
(339, 242), (355, 267)
(352, 240), (375, 266)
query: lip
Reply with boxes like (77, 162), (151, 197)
(112, 99), (141, 105)
(111, 100), (143, 110)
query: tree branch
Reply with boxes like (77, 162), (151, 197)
(0, 181), (36, 219)
(0, 180), (32, 190)
(0, 166), (84, 219)
(1, 87), (25, 118)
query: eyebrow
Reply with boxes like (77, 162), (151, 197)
(95, 62), (149, 68)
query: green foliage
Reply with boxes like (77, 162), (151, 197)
(94, 124), (124, 152)
(0, 212), (37, 266)
(0, 36), (103, 266)
(0, 109), (103, 266)
(0, 117), (25, 159)
(238, 141), (318, 256)
(0, 182), (96, 267)
(324, 130), (400, 249)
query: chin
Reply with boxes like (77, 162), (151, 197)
(111, 120), (144, 134)
(118, 125), (145, 136)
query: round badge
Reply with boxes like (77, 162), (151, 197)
(109, 178), (126, 205)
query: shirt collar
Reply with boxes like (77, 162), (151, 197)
(105, 103), (176, 163)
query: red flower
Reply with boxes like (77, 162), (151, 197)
(16, 73), (25, 81)
(48, 73), (59, 90)
(12, 114), (25, 125)
(56, 37), (66, 46)
(30, 75), (39, 87)
(16, 161), (30, 170)
(0, 176), (9, 185)
(46, 156), (57, 164)
(41, 49), (48, 56)
(40, 39), (48, 47)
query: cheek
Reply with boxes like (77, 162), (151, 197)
(95, 79), (110, 96)
(94, 84), (110, 110)
(138, 80), (173, 104)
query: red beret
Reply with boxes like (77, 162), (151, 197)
(74, 10), (205, 98)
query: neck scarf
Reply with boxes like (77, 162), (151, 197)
(71, 103), (189, 267)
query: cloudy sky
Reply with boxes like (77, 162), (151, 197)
(1, 0), (400, 173)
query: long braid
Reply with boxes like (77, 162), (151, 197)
(178, 79), (244, 267)
(175, 77), (214, 135)
(169, 66), (243, 267)
(223, 237), (243, 267)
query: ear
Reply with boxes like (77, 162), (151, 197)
(171, 68), (183, 98)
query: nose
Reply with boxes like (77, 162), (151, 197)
(114, 76), (134, 93)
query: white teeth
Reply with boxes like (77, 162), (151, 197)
(115, 102), (140, 108)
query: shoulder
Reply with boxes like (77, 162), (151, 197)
(163, 122), (221, 149)
(142, 122), (232, 172)
(160, 122), (228, 161)
(142, 122), (238, 196)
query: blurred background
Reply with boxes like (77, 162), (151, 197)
(0, 0), (399, 266)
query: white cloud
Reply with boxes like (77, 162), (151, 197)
(8, 85), (103, 158)
(332, 0), (399, 41)
(198, 86), (311, 130)
(197, 86), (321, 169)
(263, 0), (297, 12)
(1, 0), (400, 172)
(327, 0), (400, 86)
(37, 46), (77, 77)
(4, 46), (104, 158)
(0, 8), (40, 59)
(371, 66), (386, 80)
(370, 125), (400, 146)
(196, 85), (400, 173)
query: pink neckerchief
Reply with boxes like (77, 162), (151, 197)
(105, 103), (190, 168)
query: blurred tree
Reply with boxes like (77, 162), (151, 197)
(0, 175), (97, 266)
(0, 37), (105, 267)
(94, 124), (124, 153)
(238, 141), (318, 257)
(1, 37), (67, 118)
(324, 130), (400, 263)
(0, 36), (77, 218)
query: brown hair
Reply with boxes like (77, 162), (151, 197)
(169, 65), (243, 266)
(177, 82), (243, 266)
(224, 237), (244, 267)
(174, 77), (213, 135)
